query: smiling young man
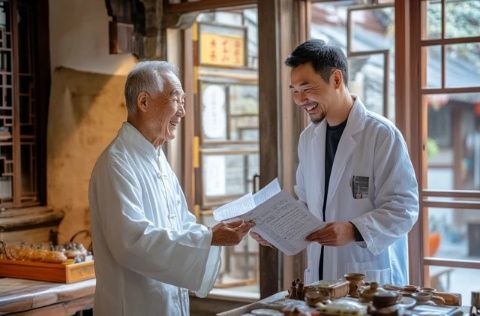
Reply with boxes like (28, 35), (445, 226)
(251, 40), (419, 286)
(89, 61), (254, 316)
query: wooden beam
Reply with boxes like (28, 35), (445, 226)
(423, 190), (480, 198)
(397, 0), (425, 287)
(415, 0), (431, 288)
(424, 257), (480, 270)
(166, 0), (257, 14)
(422, 201), (480, 209)
(394, 0), (411, 145)
(258, 0), (281, 299)
(421, 36), (480, 46)
(182, 27), (195, 210)
(11, 0), (20, 207)
(422, 87), (480, 94)
(257, 0), (307, 299)
(36, 0), (51, 206)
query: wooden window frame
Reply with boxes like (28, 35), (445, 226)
(310, 0), (480, 286)
(173, 0), (480, 295)
(196, 79), (260, 210)
(168, 0), (310, 298)
(0, 0), (49, 210)
(399, 0), (480, 286)
(346, 3), (393, 119)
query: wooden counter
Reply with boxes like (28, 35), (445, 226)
(0, 278), (95, 315)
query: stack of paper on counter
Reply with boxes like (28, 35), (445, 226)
(213, 178), (325, 256)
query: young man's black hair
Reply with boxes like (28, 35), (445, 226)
(285, 39), (349, 86)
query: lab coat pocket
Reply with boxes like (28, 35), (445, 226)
(351, 176), (369, 199)
(345, 261), (391, 284)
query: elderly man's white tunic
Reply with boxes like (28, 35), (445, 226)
(89, 122), (220, 316)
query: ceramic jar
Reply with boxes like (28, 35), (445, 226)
(372, 290), (401, 308)
(360, 282), (380, 303)
(344, 273), (365, 298)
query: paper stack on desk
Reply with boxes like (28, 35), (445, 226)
(213, 178), (324, 256)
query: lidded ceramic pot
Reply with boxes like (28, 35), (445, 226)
(359, 282), (380, 303)
(344, 273), (365, 298)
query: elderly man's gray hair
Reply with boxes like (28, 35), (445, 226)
(124, 61), (179, 113)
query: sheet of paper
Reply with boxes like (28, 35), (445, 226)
(213, 193), (255, 221)
(252, 178), (281, 206)
(239, 191), (324, 256)
(212, 178), (324, 255)
(213, 178), (280, 221)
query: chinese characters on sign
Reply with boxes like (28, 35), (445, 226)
(200, 32), (245, 67)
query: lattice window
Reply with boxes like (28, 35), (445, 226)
(0, 0), (40, 208)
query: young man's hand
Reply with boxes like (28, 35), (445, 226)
(305, 221), (355, 246)
(249, 231), (274, 248)
(211, 220), (255, 246)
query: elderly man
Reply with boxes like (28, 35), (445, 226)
(89, 61), (254, 316)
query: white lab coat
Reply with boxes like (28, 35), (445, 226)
(89, 122), (221, 316)
(295, 98), (418, 286)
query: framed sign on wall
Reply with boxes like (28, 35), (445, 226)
(199, 23), (247, 68)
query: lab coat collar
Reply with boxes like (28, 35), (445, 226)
(345, 96), (367, 137)
(311, 96), (365, 136)
(325, 96), (367, 207)
(119, 122), (160, 160)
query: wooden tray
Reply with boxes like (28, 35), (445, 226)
(0, 259), (95, 283)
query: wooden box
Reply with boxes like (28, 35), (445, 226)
(304, 279), (350, 299)
(0, 259), (95, 283)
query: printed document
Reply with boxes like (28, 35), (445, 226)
(213, 179), (324, 255)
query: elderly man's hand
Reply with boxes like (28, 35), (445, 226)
(305, 221), (355, 246)
(249, 231), (273, 248)
(211, 220), (255, 246)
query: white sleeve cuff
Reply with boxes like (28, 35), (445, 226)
(195, 245), (221, 298)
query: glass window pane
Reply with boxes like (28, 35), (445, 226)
(229, 85), (258, 115)
(244, 9), (258, 69)
(311, 2), (396, 122)
(201, 212), (259, 296)
(0, 144), (12, 203)
(202, 153), (259, 202)
(446, 43), (480, 88)
(350, 7), (394, 53)
(445, 0), (480, 39)
(197, 12), (242, 26)
(422, 45), (442, 89)
(421, 0), (442, 40)
(427, 266), (479, 304)
(229, 85), (258, 141)
(196, 7), (259, 296)
(427, 207), (480, 260)
(349, 54), (385, 116)
(310, 2), (348, 46)
(425, 93), (480, 190)
(201, 83), (227, 141)
(0, 2), (10, 31)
